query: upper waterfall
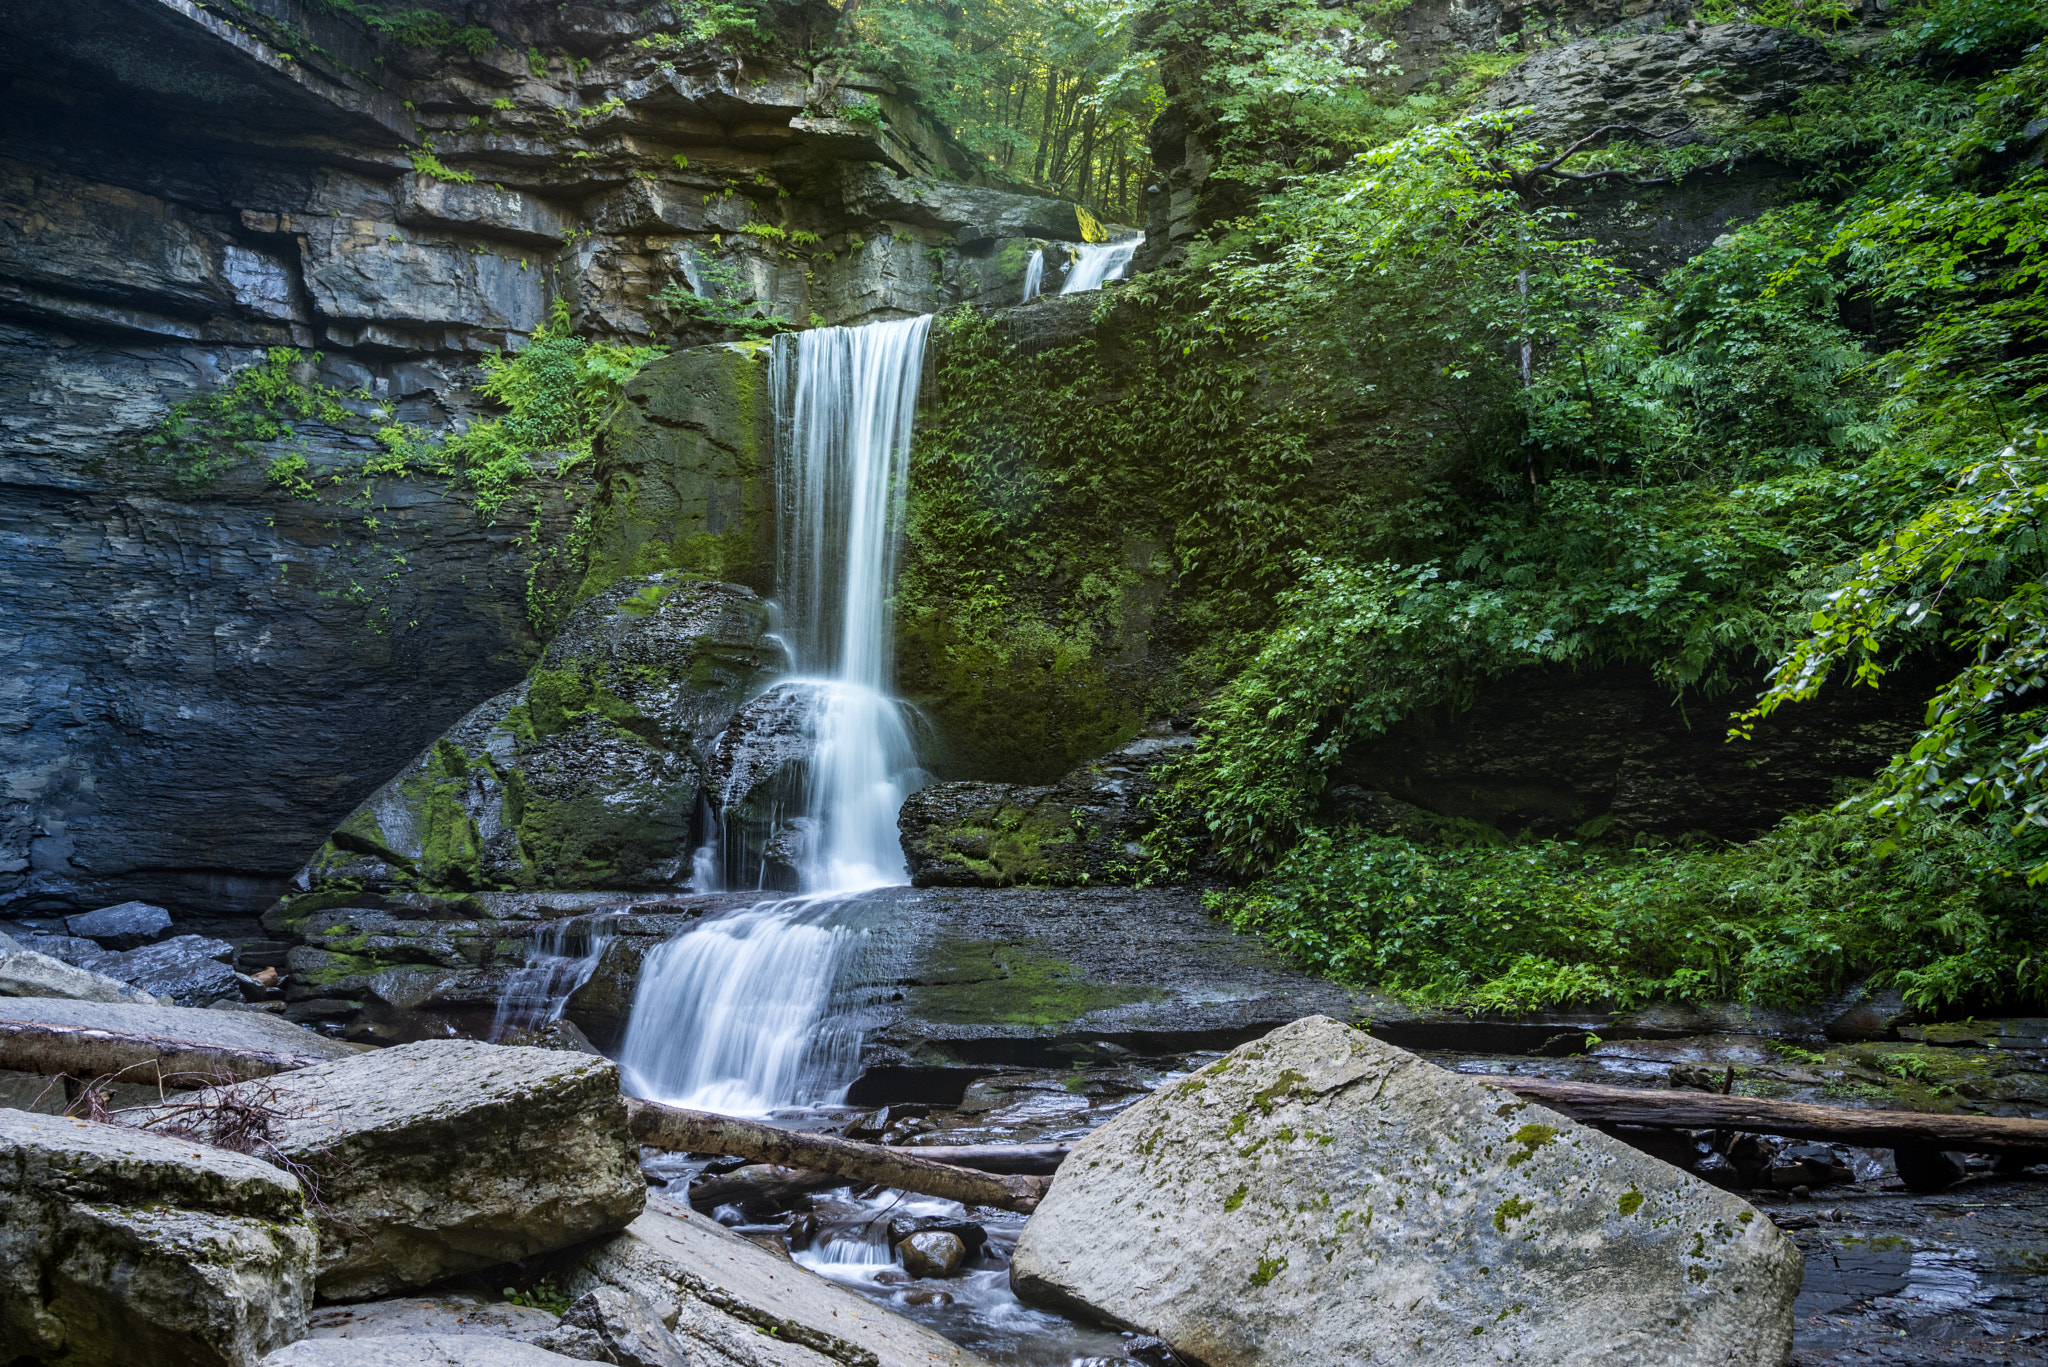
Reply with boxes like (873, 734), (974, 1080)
(1060, 236), (1142, 294)
(756, 314), (934, 893)
(1022, 248), (1045, 303)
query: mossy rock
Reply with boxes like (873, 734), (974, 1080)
(579, 343), (777, 601)
(280, 573), (777, 906)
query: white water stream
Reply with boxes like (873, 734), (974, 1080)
(618, 315), (933, 1114)
(1021, 248), (1045, 303)
(1059, 236), (1142, 294)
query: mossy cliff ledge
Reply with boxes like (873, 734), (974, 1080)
(278, 572), (776, 910)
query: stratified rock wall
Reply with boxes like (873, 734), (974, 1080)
(0, 0), (1097, 918)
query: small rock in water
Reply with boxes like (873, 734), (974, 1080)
(888, 1214), (987, 1256)
(901, 1289), (954, 1307)
(898, 1231), (967, 1279)
(538, 1286), (688, 1367)
(1894, 1144), (1970, 1192)
(1123, 1336), (1179, 1367)
(1767, 1142), (1853, 1189)
(65, 901), (173, 949)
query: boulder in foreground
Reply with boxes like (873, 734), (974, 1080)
(1011, 1015), (1802, 1367)
(147, 1040), (646, 1301)
(0, 1107), (315, 1367)
(554, 1192), (995, 1367)
(263, 1338), (584, 1366)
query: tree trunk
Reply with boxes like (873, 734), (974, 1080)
(1482, 1076), (2048, 1153)
(626, 1098), (1051, 1212)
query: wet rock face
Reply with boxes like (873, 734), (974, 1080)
(139, 1039), (646, 1302)
(1011, 1015), (1803, 1367)
(0, 1106), (317, 1367)
(1331, 661), (1939, 843)
(897, 720), (1195, 888)
(283, 575), (777, 907)
(64, 901), (173, 950)
(0, 931), (163, 1006)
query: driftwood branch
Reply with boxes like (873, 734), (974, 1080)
(1483, 1076), (2048, 1153)
(626, 1097), (1051, 1213)
(0, 1018), (339, 1086)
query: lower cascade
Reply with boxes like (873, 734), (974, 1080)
(618, 314), (934, 1114)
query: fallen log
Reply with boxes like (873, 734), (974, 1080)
(0, 1017), (339, 1086)
(689, 1163), (843, 1214)
(626, 1097), (1051, 1213)
(1482, 1076), (2048, 1153)
(894, 1141), (1072, 1175)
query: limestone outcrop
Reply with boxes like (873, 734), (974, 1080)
(1011, 1015), (1802, 1367)
(1475, 22), (1847, 146)
(142, 1039), (646, 1301)
(0, 1107), (317, 1367)
(0, 0), (1098, 921)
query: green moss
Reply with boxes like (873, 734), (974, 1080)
(1224, 1182), (1250, 1212)
(1505, 1124), (1559, 1168)
(906, 939), (1168, 1026)
(1493, 1196), (1535, 1233)
(909, 797), (1089, 886)
(1249, 1255), (1286, 1287)
(1617, 1188), (1645, 1218)
(1250, 1068), (1309, 1116)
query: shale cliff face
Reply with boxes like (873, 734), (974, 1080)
(0, 0), (1095, 917)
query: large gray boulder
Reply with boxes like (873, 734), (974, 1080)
(301, 1295), (557, 1344)
(0, 1107), (317, 1367)
(0, 931), (162, 1005)
(143, 1040), (646, 1301)
(280, 574), (778, 909)
(1476, 23), (1846, 147)
(1011, 1016), (1801, 1367)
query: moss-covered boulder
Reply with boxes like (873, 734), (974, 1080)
(282, 574), (777, 910)
(580, 345), (778, 601)
(897, 720), (1194, 887)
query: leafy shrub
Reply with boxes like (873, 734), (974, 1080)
(1217, 805), (2048, 1012)
(133, 349), (348, 491)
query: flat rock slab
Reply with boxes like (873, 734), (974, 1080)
(304, 1296), (557, 1342)
(0, 996), (363, 1083)
(153, 1040), (646, 1301)
(0, 1107), (315, 1367)
(557, 1193), (996, 1367)
(0, 931), (161, 1005)
(1011, 1015), (1803, 1367)
(264, 1337), (584, 1366)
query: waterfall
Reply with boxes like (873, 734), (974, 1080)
(489, 917), (614, 1040)
(618, 897), (873, 1112)
(1060, 236), (1143, 294)
(1022, 248), (1044, 303)
(618, 315), (933, 1114)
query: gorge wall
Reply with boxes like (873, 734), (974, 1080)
(0, 0), (1099, 917)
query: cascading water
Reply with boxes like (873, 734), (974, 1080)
(619, 314), (933, 1115)
(1059, 236), (1143, 294)
(489, 917), (614, 1041)
(1021, 248), (1044, 303)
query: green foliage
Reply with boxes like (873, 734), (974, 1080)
(134, 349), (349, 491)
(1217, 806), (2048, 1012)
(379, 301), (665, 516)
(408, 149), (475, 184)
(310, 0), (494, 52)
(652, 255), (790, 340)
